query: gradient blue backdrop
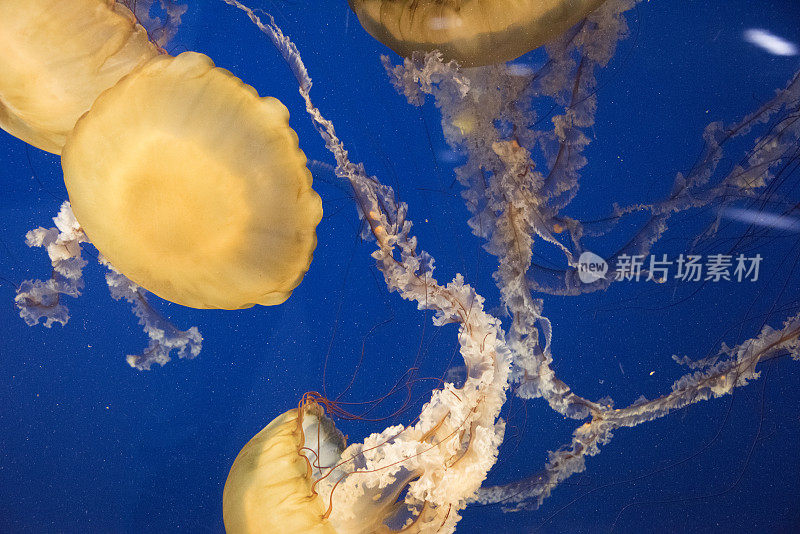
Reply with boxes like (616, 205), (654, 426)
(1, 1), (799, 532)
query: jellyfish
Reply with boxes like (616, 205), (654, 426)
(220, 259), (513, 533)
(5, 1), (322, 369)
(62, 51), (323, 309)
(0, 0), (159, 154)
(222, 403), (345, 534)
(347, 0), (607, 66)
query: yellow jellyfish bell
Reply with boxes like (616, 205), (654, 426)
(348, 0), (606, 67)
(0, 0), (158, 154)
(62, 51), (323, 310)
(223, 403), (343, 534)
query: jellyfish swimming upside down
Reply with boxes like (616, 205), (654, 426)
(347, 0), (607, 66)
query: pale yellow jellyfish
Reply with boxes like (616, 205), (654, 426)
(223, 400), (425, 534)
(62, 51), (323, 309)
(348, 0), (606, 66)
(223, 403), (343, 534)
(0, 0), (159, 154)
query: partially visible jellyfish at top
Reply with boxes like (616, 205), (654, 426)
(1, 0), (323, 368)
(349, 0), (800, 406)
(348, 0), (607, 66)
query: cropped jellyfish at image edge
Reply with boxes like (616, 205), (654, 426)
(348, 0), (605, 66)
(0, 0), (323, 368)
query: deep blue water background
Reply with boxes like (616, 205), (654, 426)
(1, 1), (799, 532)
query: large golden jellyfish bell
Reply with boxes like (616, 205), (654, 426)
(348, 0), (606, 66)
(62, 52), (323, 309)
(0, 0), (158, 154)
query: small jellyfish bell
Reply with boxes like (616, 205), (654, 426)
(223, 403), (344, 534)
(348, 0), (607, 66)
(62, 52), (323, 309)
(0, 0), (159, 154)
(223, 400), (435, 534)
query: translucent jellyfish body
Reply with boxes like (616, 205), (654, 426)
(348, 0), (606, 66)
(223, 404), (343, 534)
(62, 52), (323, 309)
(0, 0), (158, 154)
(224, 402), (432, 534)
